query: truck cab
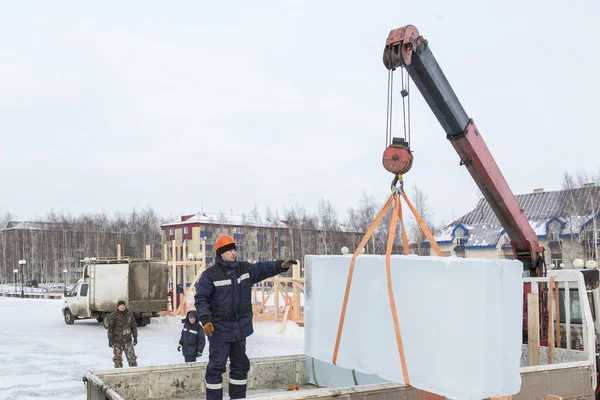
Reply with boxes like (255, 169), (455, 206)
(551, 268), (600, 350)
(63, 281), (91, 324)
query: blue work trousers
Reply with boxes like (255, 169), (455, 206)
(205, 339), (250, 400)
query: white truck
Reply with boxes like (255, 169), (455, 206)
(62, 259), (169, 328)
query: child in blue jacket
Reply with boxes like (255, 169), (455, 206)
(178, 310), (206, 362)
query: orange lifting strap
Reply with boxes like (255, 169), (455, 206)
(332, 190), (444, 387)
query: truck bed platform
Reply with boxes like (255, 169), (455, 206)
(84, 353), (596, 400)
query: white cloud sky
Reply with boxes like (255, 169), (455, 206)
(1, 0), (599, 226)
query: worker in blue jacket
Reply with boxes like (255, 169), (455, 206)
(178, 310), (205, 362)
(195, 234), (296, 400)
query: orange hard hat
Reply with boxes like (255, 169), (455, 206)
(215, 234), (236, 255)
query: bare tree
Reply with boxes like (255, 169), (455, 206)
(0, 207), (167, 283)
(559, 171), (600, 264)
(0, 212), (12, 283)
(407, 184), (435, 255)
(346, 191), (380, 253)
(217, 211), (229, 224)
(249, 204), (262, 226)
(284, 203), (315, 262)
(265, 206), (276, 225)
(317, 198), (339, 254)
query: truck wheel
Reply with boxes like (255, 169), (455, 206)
(64, 309), (74, 325)
(142, 317), (151, 327)
(102, 314), (110, 329)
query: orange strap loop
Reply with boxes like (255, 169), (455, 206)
(386, 194), (410, 385)
(398, 198), (410, 255)
(332, 187), (444, 386)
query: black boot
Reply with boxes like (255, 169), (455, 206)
(206, 383), (223, 400)
(229, 379), (247, 399)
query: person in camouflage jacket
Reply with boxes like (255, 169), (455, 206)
(107, 300), (138, 368)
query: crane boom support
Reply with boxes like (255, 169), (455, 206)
(383, 25), (543, 273)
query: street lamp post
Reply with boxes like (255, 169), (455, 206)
(18, 260), (26, 298)
(63, 269), (68, 296)
(13, 269), (18, 294)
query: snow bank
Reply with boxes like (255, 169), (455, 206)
(253, 320), (304, 338)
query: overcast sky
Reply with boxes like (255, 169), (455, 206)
(1, 1), (599, 226)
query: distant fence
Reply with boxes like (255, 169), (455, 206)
(0, 285), (63, 300)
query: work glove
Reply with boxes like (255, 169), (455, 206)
(108, 339), (114, 348)
(177, 344), (182, 352)
(281, 259), (298, 270)
(133, 337), (138, 346)
(197, 348), (203, 357)
(203, 322), (214, 337)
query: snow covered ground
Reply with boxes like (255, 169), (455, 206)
(0, 297), (304, 400)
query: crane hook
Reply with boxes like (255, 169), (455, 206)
(391, 174), (404, 194)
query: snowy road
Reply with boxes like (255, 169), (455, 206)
(0, 297), (304, 400)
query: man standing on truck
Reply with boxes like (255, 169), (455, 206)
(195, 234), (297, 400)
(107, 300), (138, 368)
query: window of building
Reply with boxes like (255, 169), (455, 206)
(455, 228), (466, 246)
(552, 258), (563, 267)
(583, 228), (600, 246)
(183, 227), (188, 234)
(169, 228), (174, 236)
(547, 220), (563, 242)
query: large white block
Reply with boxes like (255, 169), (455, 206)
(304, 254), (523, 400)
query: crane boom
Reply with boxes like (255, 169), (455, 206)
(383, 25), (544, 275)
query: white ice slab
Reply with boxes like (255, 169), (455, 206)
(304, 254), (523, 400)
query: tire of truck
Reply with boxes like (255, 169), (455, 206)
(135, 317), (150, 327)
(102, 313), (110, 329)
(64, 309), (74, 325)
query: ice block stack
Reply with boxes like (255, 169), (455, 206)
(304, 254), (523, 400)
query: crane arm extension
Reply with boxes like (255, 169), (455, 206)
(383, 25), (543, 273)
